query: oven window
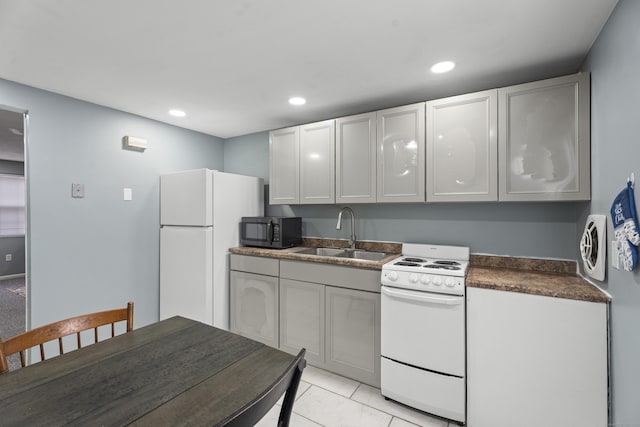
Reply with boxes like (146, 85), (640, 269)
(244, 223), (267, 240)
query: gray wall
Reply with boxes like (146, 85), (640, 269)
(581, 1), (640, 423)
(0, 78), (224, 329)
(223, 131), (269, 180)
(224, 132), (581, 260)
(0, 237), (25, 276)
(0, 159), (24, 175)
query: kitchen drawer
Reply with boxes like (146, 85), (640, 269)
(280, 260), (380, 293)
(230, 254), (279, 276)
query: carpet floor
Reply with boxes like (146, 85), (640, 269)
(0, 277), (26, 370)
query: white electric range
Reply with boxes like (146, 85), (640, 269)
(381, 243), (469, 425)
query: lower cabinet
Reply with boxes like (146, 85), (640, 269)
(231, 255), (381, 387)
(466, 287), (608, 427)
(229, 271), (279, 348)
(229, 255), (280, 348)
(324, 286), (380, 386)
(279, 260), (381, 387)
(279, 278), (325, 366)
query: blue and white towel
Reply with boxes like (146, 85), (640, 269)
(611, 180), (640, 271)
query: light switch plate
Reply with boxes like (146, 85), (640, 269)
(72, 183), (85, 198)
(123, 188), (132, 201)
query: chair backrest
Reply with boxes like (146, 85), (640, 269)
(0, 302), (133, 374)
(223, 348), (307, 427)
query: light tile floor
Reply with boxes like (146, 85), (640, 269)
(255, 365), (457, 427)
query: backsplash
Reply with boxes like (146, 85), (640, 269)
(266, 200), (583, 261)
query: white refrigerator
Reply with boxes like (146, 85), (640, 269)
(159, 168), (263, 329)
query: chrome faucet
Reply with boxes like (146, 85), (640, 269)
(336, 207), (356, 249)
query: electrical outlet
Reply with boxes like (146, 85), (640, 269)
(5, 254), (12, 262)
(611, 240), (619, 270)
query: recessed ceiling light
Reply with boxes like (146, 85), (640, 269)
(289, 97), (306, 106)
(169, 109), (186, 117)
(430, 61), (455, 74)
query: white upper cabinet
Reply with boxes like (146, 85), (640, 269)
(498, 73), (591, 201)
(269, 126), (299, 205)
(300, 120), (335, 204)
(269, 73), (590, 205)
(377, 103), (426, 203)
(269, 120), (335, 205)
(426, 90), (498, 202)
(336, 112), (377, 203)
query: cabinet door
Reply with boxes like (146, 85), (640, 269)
(466, 287), (607, 427)
(279, 278), (325, 365)
(300, 120), (335, 204)
(269, 126), (299, 204)
(336, 112), (377, 203)
(426, 90), (497, 202)
(377, 103), (425, 202)
(230, 271), (279, 348)
(325, 286), (380, 387)
(498, 73), (590, 201)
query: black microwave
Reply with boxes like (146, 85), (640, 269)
(239, 217), (302, 249)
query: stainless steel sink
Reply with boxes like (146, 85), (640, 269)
(344, 250), (388, 261)
(295, 247), (388, 261)
(296, 247), (347, 257)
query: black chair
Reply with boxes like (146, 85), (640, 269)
(222, 348), (306, 427)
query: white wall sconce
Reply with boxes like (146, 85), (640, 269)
(123, 136), (147, 151)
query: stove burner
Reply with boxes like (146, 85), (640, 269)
(394, 261), (421, 267)
(424, 264), (461, 270)
(402, 257), (426, 263)
(433, 260), (460, 266)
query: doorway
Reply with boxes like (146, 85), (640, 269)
(0, 106), (27, 370)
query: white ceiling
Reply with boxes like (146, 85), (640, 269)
(0, 0), (617, 139)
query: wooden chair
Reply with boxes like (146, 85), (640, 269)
(0, 301), (133, 374)
(222, 348), (307, 427)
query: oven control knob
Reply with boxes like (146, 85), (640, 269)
(388, 271), (398, 281)
(420, 275), (431, 285)
(409, 273), (418, 283)
(445, 277), (455, 287)
(433, 277), (442, 286)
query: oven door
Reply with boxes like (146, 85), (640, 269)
(381, 285), (465, 376)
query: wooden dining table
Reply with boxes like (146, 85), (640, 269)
(0, 316), (296, 426)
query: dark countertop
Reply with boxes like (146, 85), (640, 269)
(230, 239), (610, 303)
(467, 255), (610, 303)
(229, 238), (402, 270)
